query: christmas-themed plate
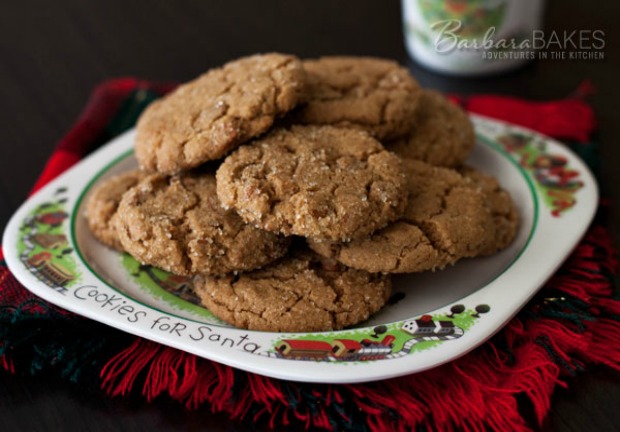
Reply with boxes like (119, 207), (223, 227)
(3, 115), (598, 384)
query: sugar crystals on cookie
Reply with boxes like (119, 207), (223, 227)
(216, 125), (408, 242)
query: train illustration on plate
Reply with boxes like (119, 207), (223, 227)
(267, 314), (467, 362)
(18, 190), (79, 293)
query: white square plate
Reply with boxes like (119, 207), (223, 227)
(3, 115), (597, 383)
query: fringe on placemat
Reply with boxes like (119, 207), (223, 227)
(97, 224), (619, 432)
(0, 253), (132, 387)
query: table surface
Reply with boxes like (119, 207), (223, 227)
(1, 1), (619, 430)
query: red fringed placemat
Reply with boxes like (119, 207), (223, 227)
(1, 78), (618, 432)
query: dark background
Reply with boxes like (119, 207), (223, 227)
(1, 1), (619, 430)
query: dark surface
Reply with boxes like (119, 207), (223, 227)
(0, 1), (619, 431)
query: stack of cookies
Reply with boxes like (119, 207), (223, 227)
(86, 53), (518, 333)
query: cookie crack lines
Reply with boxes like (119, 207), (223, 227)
(377, 97), (389, 128)
(394, 242), (416, 272)
(267, 62), (293, 113)
(191, 82), (234, 130)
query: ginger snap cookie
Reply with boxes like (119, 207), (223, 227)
(295, 56), (421, 140)
(135, 53), (307, 174)
(459, 165), (519, 255)
(85, 170), (146, 251)
(216, 125), (408, 242)
(387, 90), (475, 168)
(308, 159), (497, 273)
(113, 171), (290, 276)
(193, 247), (391, 332)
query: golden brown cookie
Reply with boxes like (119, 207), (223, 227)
(386, 90), (475, 168)
(216, 125), (408, 242)
(135, 53), (307, 174)
(295, 56), (421, 140)
(459, 165), (519, 255)
(113, 171), (290, 276)
(308, 159), (497, 273)
(193, 247), (391, 332)
(85, 170), (146, 250)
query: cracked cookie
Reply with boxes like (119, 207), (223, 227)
(294, 56), (421, 140)
(459, 165), (519, 255)
(85, 169), (146, 251)
(135, 53), (307, 174)
(308, 159), (498, 273)
(113, 170), (290, 276)
(193, 247), (391, 332)
(216, 125), (408, 242)
(386, 90), (475, 168)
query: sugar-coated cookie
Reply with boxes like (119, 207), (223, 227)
(295, 56), (421, 140)
(135, 53), (307, 173)
(114, 171), (290, 276)
(85, 170), (146, 251)
(459, 165), (519, 255)
(216, 125), (408, 242)
(387, 90), (475, 168)
(194, 247), (391, 332)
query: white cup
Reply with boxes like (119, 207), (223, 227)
(402, 0), (546, 76)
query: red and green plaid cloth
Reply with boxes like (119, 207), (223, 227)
(1, 78), (618, 432)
